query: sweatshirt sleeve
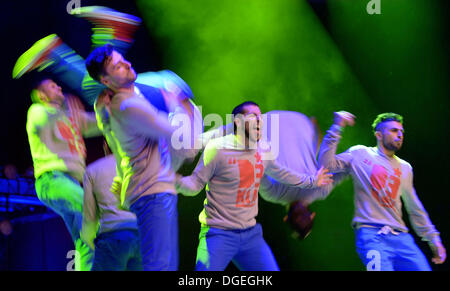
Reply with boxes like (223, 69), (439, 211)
(318, 124), (353, 173)
(176, 141), (218, 196)
(120, 96), (177, 139)
(264, 159), (316, 189)
(26, 104), (51, 133)
(402, 166), (441, 245)
(78, 111), (102, 138)
(169, 99), (204, 170)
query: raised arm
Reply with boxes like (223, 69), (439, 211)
(168, 98), (204, 170)
(318, 111), (355, 173)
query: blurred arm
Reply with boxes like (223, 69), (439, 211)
(176, 142), (218, 196)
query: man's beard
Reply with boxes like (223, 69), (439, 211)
(130, 69), (137, 82)
(122, 69), (137, 86)
(127, 71), (137, 84)
(121, 74), (137, 88)
(383, 139), (402, 152)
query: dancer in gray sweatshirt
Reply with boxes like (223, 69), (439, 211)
(318, 111), (446, 270)
(176, 101), (333, 271)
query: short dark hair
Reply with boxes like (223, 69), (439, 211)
(372, 112), (403, 133)
(231, 101), (259, 117)
(85, 44), (114, 82)
(231, 101), (259, 133)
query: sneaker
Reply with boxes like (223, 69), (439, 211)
(71, 6), (141, 43)
(12, 34), (62, 79)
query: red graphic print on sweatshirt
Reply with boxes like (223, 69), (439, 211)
(234, 152), (264, 208)
(370, 164), (402, 209)
(56, 117), (86, 157)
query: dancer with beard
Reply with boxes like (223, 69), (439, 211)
(318, 111), (446, 270)
(176, 101), (333, 271)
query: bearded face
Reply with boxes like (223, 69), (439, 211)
(377, 121), (404, 153)
(101, 50), (137, 90)
(242, 105), (263, 143)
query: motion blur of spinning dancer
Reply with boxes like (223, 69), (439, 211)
(12, 6), (142, 106)
(13, 5), (202, 271)
(259, 111), (347, 239)
(12, 77), (101, 271)
(82, 6), (203, 270)
(10, 6), (143, 271)
(284, 200), (316, 239)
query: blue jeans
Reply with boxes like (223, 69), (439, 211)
(35, 171), (94, 271)
(92, 229), (142, 271)
(129, 193), (179, 271)
(195, 223), (279, 271)
(355, 227), (431, 271)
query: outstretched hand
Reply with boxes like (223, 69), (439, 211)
(160, 83), (194, 119)
(333, 111), (356, 128)
(315, 166), (333, 187)
(430, 241), (447, 264)
(96, 88), (114, 107)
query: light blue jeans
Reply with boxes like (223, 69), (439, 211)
(129, 193), (179, 271)
(195, 223), (279, 271)
(35, 171), (94, 271)
(355, 227), (431, 271)
(92, 229), (142, 271)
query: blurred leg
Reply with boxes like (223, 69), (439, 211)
(130, 193), (179, 271)
(391, 233), (431, 271)
(355, 228), (395, 271)
(195, 227), (239, 271)
(35, 171), (93, 271)
(232, 224), (279, 271)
